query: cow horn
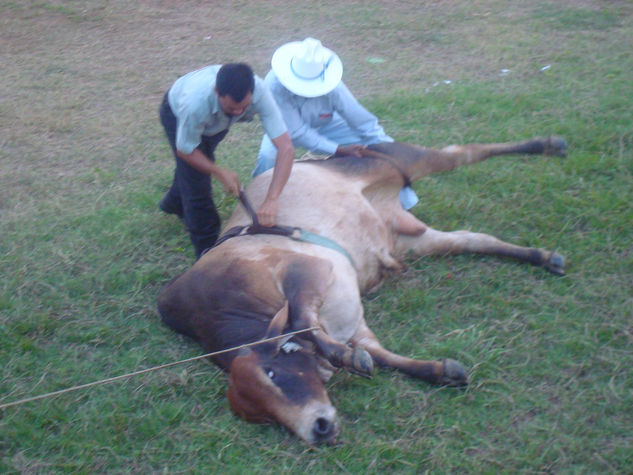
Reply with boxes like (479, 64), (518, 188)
(265, 301), (289, 339)
(260, 301), (290, 354)
(236, 347), (253, 357)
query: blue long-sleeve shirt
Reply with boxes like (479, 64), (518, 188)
(264, 70), (390, 155)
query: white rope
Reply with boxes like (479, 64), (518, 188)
(0, 326), (319, 410)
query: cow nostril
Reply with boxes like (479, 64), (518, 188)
(313, 417), (333, 439)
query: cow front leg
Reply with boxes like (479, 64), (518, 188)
(395, 227), (565, 275)
(351, 323), (468, 386)
(282, 256), (374, 377)
(292, 310), (374, 378)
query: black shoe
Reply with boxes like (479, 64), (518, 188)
(159, 195), (184, 218)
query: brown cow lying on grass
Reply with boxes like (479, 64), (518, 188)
(158, 136), (567, 445)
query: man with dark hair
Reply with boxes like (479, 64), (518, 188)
(159, 63), (295, 258)
(215, 63), (254, 101)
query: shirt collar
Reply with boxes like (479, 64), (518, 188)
(210, 91), (220, 115)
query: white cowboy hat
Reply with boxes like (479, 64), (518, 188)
(271, 37), (343, 98)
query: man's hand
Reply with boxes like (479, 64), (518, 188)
(177, 148), (241, 197)
(335, 144), (366, 157)
(255, 131), (294, 227)
(215, 167), (241, 197)
(256, 197), (278, 227)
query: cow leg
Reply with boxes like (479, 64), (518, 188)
(308, 328), (374, 378)
(390, 209), (428, 236)
(291, 301), (374, 378)
(394, 227), (565, 275)
(415, 136), (567, 178)
(370, 136), (567, 180)
(283, 257), (374, 378)
(433, 136), (567, 173)
(351, 322), (467, 386)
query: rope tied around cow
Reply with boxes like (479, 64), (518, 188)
(208, 191), (356, 268)
(0, 326), (320, 411)
(211, 146), (416, 264)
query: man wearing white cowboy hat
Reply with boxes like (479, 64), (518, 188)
(252, 37), (418, 210)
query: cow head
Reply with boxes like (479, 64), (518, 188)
(226, 302), (339, 445)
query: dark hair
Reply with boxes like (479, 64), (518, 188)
(216, 63), (255, 102)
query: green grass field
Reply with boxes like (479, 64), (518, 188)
(1, 0), (632, 472)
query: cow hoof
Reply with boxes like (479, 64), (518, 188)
(544, 252), (565, 275)
(440, 359), (468, 387)
(350, 347), (374, 378)
(545, 136), (567, 158)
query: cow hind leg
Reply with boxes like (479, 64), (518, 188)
(395, 227), (565, 275)
(441, 135), (567, 164)
(430, 136), (568, 175)
(351, 323), (468, 386)
(391, 210), (428, 236)
(371, 136), (567, 180)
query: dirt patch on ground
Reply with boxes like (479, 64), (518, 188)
(1, 0), (628, 201)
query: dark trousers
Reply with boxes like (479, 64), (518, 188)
(159, 93), (229, 258)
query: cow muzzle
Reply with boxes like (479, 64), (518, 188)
(290, 401), (339, 445)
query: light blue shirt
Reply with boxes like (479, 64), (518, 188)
(265, 70), (390, 155)
(168, 65), (288, 154)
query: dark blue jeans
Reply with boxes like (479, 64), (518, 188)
(159, 92), (229, 258)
